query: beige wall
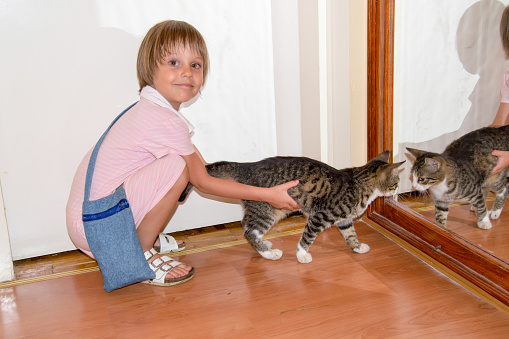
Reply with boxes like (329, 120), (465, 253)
(297, 0), (367, 167)
(298, 0), (322, 160)
(350, 1), (368, 166)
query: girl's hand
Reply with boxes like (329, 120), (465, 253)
(491, 150), (509, 175)
(267, 180), (300, 210)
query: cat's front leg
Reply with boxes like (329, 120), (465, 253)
(434, 200), (449, 226)
(337, 220), (370, 254)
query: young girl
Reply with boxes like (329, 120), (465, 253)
(492, 5), (509, 175)
(66, 20), (299, 287)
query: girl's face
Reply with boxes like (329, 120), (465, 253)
(152, 45), (204, 110)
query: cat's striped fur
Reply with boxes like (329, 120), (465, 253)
(407, 125), (509, 229)
(179, 151), (404, 263)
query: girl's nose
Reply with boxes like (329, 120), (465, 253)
(181, 65), (192, 78)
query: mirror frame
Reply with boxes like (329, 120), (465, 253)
(366, 0), (509, 305)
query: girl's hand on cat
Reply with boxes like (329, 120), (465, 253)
(267, 180), (300, 210)
(491, 150), (509, 175)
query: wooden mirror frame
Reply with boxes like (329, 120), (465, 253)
(366, 0), (509, 305)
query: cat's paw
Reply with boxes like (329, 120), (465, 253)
(353, 243), (370, 254)
(296, 244), (313, 263)
(263, 240), (273, 249)
(477, 218), (492, 230)
(297, 251), (313, 264)
(259, 248), (283, 260)
(489, 209), (502, 220)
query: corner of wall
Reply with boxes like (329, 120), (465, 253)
(0, 181), (14, 282)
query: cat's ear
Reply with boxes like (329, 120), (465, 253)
(387, 161), (406, 176)
(371, 150), (391, 163)
(405, 148), (427, 162)
(376, 160), (405, 177)
(424, 157), (441, 171)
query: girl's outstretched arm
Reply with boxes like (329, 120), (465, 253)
(182, 151), (300, 210)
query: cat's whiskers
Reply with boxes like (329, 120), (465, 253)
(396, 192), (410, 203)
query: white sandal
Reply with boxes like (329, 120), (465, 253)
(142, 248), (194, 286)
(154, 233), (186, 254)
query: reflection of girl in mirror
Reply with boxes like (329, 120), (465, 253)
(491, 5), (509, 174)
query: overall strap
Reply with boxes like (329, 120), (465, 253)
(83, 102), (138, 202)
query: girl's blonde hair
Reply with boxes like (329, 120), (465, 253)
(501, 5), (509, 59)
(137, 20), (209, 92)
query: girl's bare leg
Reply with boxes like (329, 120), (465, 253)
(137, 167), (192, 279)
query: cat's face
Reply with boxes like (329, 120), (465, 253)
(411, 162), (445, 191)
(375, 161), (405, 197)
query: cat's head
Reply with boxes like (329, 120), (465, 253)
(370, 150), (406, 197)
(406, 147), (447, 191)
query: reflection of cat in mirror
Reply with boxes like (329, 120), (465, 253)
(407, 125), (509, 229)
(179, 151), (404, 263)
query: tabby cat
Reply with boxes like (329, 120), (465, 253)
(179, 151), (404, 263)
(407, 125), (509, 229)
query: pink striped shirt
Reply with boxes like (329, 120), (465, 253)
(90, 97), (194, 200)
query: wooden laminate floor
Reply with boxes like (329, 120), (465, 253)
(2, 216), (509, 338)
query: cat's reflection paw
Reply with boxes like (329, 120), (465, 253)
(259, 248), (283, 260)
(489, 209), (502, 220)
(353, 243), (370, 254)
(477, 218), (492, 230)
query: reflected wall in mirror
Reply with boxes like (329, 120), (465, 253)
(367, 0), (509, 305)
(394, 0), (509, 262)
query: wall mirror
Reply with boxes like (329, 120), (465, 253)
(367, 0), (509, 305)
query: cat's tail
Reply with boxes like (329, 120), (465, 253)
(178, 182), (194, 202)
(177, 161), (243, 202)
(205, 161), (243, 180)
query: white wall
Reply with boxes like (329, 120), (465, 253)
(0, 0), (285, 260)
(394, 0), (509, 192)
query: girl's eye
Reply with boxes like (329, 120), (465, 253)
(169, 60), (179, 66)
(191, 63), (202, 69)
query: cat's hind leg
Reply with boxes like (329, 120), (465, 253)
(297, 212), (331, 263)
(337, 220), (370, 254)
(242, 202), (282, 260)
(488, 171), (508, 220)
(470, 193), (492, 229)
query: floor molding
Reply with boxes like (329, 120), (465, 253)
(0, 227), (304, 289)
